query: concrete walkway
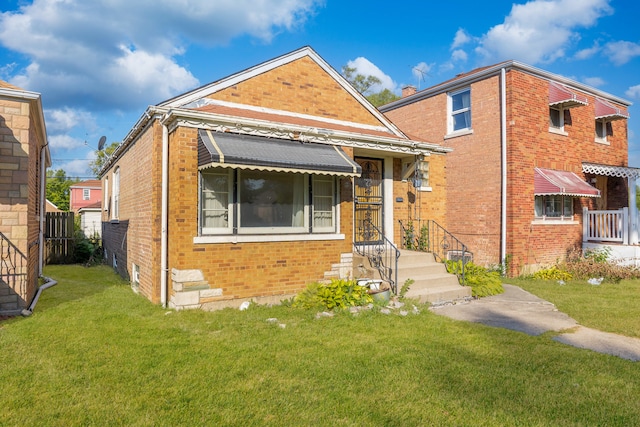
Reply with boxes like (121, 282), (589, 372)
(430, 284), (640, 361)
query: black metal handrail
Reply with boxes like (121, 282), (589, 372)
(0, 231), (26, 293)
(353, 219), (400, 294)
(399, 219), (471, 283)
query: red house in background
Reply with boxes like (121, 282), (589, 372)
(69, 180), (102, 213)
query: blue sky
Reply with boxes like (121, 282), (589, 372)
(1, 0), (639, 178)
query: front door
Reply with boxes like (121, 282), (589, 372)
(354, 158), (384, 244)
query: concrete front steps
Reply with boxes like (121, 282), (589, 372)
(397, 250), (472, 304)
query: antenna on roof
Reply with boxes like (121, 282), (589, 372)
(412, 66), (429, 90)
(97, 136), (107, 151)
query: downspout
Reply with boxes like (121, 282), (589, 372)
(500, 68), (508, 272)
(160, 123), (169, 307)
(38, 142), (48, 276)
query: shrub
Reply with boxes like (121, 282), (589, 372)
(532, 266), (573, 281)
(446, 260), (504, 298)
(293, 279), (373, 310)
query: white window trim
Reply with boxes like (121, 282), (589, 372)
(198, 168), (341, 238)
(549, 105), (568, 136)
(83, 188), (90, 200)
(104, 178), (109, 211)
(112, 167), (120, 219)
(534, 194), (575, 222)
(447, 87), (472, 136)
(595, 119), (610, 145)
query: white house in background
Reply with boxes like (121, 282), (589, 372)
(78, 201), (102, 239)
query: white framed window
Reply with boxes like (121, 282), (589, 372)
(131, 263), (140, 290)
(534, 195), (574, 220)
(199, 168), (336, 236)
(83, 188), (90, 200)
(112, 167), (120, 219)
(104, 177), (109, 211)
(448, 87), (471, 133)
(549, 106), (570, 135)
(595, 119), (612, 144)
(312, 176), (335, 232)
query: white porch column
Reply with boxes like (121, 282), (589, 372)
(629, 176), (638, 244)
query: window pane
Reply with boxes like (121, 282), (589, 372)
(535, 196), (543, 217)
(313, 177), (334, 229)
(452, 111), (471, 131)
(563, 196), (573, 217)
(452, 90), (470, 111)
(239, 171), (304, 228)
(549, 108), (561, 128)
(595, 120), (605, 138)
(201, 170), (230, 229)
(545, 195), (561, 217)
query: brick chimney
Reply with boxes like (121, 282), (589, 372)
(402, 85), (417, 97)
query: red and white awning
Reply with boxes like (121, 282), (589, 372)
(595, 98), (629, 121)
(534, 168), (600, 197)
(548, 82), (588, 108)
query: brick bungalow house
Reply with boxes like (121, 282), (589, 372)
(0, 80), (52, 315)
(100, 46), (460, 309)
(381, 60), (636, 275)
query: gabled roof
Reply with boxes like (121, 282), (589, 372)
(158, 46), (407, 139)
(380, 60), (632, 112)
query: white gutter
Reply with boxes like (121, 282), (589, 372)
(160, 122), (169, 307)
(500, 68), (508, 272)
(38, 143), (47, 276)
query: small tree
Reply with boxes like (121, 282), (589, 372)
(88, 141), (120, 178)
(341, 66), (400, 107)
(46, 169), (78, 211)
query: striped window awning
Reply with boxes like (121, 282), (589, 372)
(595, 98), (629, 121)
(534, 168), (600, 197)
(197, 129), (361, 177)
(548, 82), (588, 108)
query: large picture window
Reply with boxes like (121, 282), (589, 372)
(534, 195), (574, 219)
(200, 168), (336, 235)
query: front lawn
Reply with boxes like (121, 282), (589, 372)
(1, 265), (639, 426)
(508, 277), (640, 338)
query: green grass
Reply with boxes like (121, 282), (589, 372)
(1, 265), (640, 425)
(508, 277), (640, 338)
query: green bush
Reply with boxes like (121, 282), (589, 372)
(293, 279), (373, 310)
(532, 266), (573, 281)
(446, 260), (504, 298)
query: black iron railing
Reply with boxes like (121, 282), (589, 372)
(399, 219), (471, 283)
(354, 219), (400, 294)
(0, 231), (26, 294)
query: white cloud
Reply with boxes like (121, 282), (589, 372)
(451, 49), (468, 63)
(603, 41), (640, 65)
(46, 108), (96, 133)
(49, 134), (86, 151)
(451, 28), (471, 50)
(574, 43), (601, 60)
(476, 0), (613, 64)
(0, 0), (323, 110)
(582, 76), (605, 87)
(346, 57), (397, 93)
(626, 84), (640, 100)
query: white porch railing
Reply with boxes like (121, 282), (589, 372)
(583, 207), (629, 244)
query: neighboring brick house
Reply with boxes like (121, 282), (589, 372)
(381, 61), (636, 275)
(0, 80), (51, 315)
(100, 46), (451, 309)
(70, 180), (102, 238)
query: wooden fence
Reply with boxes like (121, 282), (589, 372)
(45, 211), (75, 264)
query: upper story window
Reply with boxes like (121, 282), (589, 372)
(548, 82), (587, 136)
(448, 88), (471, 134)
(83, 188), (90, 200)
(594, 98), (629, 144)
(112, 167), (120, 219)
(595, 119), (612, 144)
(199, 168), (336, 236)
(104, 177), (109, 211)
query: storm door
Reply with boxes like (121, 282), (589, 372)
(354, 158), (384, 244)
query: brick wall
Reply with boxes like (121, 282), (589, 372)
(0, 95), (43, 312)
(102, 122), (162, 302)
(209, 56), (383, 127)
(385, 76), (503, 266)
